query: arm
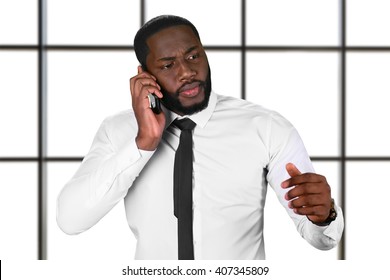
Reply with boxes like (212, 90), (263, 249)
(282, 163), (334, 225)
(281, 163), (344, 249)
(57, 66), (166, 234)
(131, 66), (165, 151)
(266, 113), (344, 250)
(56, 116), (154, 234)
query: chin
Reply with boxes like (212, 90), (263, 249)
(162, 66), (212, 115)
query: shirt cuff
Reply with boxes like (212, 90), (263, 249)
(321, 205), (344, 241)
(304, 205), (344, 250)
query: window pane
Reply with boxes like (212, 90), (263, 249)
(346, 161), (390, 259)
(0, 51), (37, 157)
(265, 161), (340, 260)
(347, 0), (390, 46)
(47, 51), (138, 157)
(207, 50), (241, 99)
(47, 162), (136, 260)
(246, 52), (340, 157)
(347, 53), (390, 156)
(0, 163), (38, 259)
(146, 0), (241, 46)
(0, 0), (37, 44)
(247, 0), (339, 46)
(47, 0), (140, 45)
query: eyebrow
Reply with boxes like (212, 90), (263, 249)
(157, 46), (199, 62)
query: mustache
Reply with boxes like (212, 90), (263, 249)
(176, 80), (205, 94)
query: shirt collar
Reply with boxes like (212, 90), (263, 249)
(164, 91), (217, 129)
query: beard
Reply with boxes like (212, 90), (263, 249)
(160, 66), (212, 116)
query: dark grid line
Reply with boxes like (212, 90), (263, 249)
(3, 157), (390, 162)
(38, 0), (47, 260)
(241, 0), (246, 100)
(4, 45), (390, 52)
(339, 0), (347, 260)
(140, 0), (146, 27)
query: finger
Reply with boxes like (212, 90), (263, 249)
(288, 194), (324, 209)
(281, 163), (301, 188)
(137, 65), (158, 81)
(139, 86), (163, 103)
(133, 71), (161, 91)
(133, 72), (157, 83)
(281, 172), (324, 189)
(286, 163), (301, 177)
(136, 77), (161, 90)
(132, 77), (162, 98)
(284, 182), (323, 200)
(131, 68), (155, 86)
(292, 205), (328, 220)
(141, 83), (162, 97)
(131, 66), (148, 93)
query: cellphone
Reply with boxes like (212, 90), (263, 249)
(142, 66), (162, 114)
(149, 93), (162, 114)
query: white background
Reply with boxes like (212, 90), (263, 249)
(1, 0), (390, 278)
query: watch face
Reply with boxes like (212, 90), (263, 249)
(329, 208), (337, 220)
(329, 199), (337, 220)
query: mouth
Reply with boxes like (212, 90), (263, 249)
(178, 82), (202, 98)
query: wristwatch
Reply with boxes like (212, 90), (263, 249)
(312, 198), (337, 227)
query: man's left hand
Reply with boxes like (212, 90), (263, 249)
(281, 163), (332, 224)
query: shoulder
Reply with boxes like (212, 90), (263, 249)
(103, 109), (136, 123)
(214, 93), (293, 129)
(216, 93), (274, 116)
(100, 109), (138, 133)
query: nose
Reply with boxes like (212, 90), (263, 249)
(177, 60), (196, 82)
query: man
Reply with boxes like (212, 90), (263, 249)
(57, 15), (344, 260)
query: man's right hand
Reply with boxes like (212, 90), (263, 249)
(130, 66), (166, 151)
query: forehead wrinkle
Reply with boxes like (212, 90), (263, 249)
(157, 46), (199, 62)
(145, 25), (203, 68)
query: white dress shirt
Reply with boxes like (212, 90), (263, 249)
(57, 91), (344, 260)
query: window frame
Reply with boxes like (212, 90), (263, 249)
(2, 0), (390, 260)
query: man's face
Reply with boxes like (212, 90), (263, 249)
(145, 25), (211, 116)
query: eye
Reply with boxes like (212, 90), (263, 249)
(188, 53), (200, 60)
(161, 62), (173, 70)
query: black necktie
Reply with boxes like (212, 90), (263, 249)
(173, 118), (196, 260)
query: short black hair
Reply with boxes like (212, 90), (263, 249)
(134, 15), (201, 71)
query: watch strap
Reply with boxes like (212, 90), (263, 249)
(311, 198), (337, 227)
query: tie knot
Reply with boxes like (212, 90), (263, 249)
(173, 118), (196, 131)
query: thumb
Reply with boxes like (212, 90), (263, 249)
(138, 65), (143, 74)
(286, 163), (302, 177)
